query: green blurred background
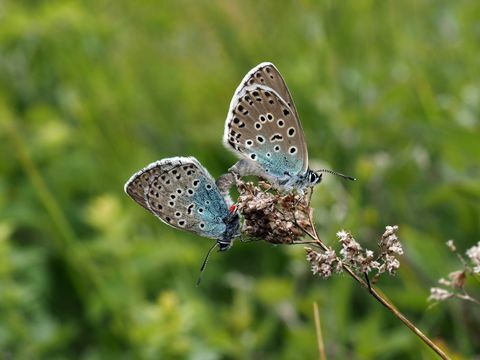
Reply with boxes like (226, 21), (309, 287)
(1, 0), (479, 358)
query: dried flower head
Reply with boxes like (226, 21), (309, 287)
(384, 254), (401, 274)
(359, 250), (379, 273)
(307, 226), (403, 282)
(466, 241), (480, 274)
(446, 239), (456, 252)
(428, 287), (453, 302)
(236, 179), (311, 244)
(447, 270), (466, 289)
(428, 240), (480, 306)
(374, 225), (402, 277)
(337, 230), (363, 262)
(379, 225), (403, 255)
(305, 247), (343, 278)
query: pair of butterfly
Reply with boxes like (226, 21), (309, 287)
(125, 62), (354, 255)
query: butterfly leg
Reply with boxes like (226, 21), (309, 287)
(239, 236), (262, 243)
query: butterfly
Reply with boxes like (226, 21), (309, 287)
(223, 62), (354, 192)
(124, 156), (240, 252)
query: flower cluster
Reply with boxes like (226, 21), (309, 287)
(428, 240), (480, 305)
(466, 241), (480, 274)
(376, 225), (403, 276)
(235, 179), (311, 244)
(428, 287), (453, 302)
(428, 270), (467, 302)
(305, 247), (342, 278)
(337, 230), (379, 273)
(233, 179), (403, 284)
(305, 226), (403, 282)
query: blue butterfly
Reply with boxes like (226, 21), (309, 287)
(223, 62), (354, 192)
(124, 156), (239, 252)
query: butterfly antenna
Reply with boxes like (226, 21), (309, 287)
(316, 169), (356, 181)
(196, 242), (219, 287)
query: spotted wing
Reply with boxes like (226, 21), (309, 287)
(124, 157), (230, 240)
(232, 62), (299, 119)
(224, 85), (309, 180)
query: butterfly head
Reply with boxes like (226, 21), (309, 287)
(307, 170), (323, 186)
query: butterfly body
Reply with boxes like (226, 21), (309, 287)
(228, 158), (321, 192)
(125, 157), (239, 251)
(224, 63), (322, 192)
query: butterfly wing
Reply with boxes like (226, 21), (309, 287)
(125, 157), (230, 240)
(232, 62), (299, 119)
(224, 85), (309, 182)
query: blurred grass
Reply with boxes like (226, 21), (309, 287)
(0, 0), (479, 358)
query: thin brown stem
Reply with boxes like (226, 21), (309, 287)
(306, 210), (450, 360)
(291, 241), (323, 246)
(456, 291), (480, 306)
(313, 302), (327, 360)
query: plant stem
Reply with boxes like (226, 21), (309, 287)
(313, 302), (327, 360)
(306, 211), (450, 360)
(456, 292), (480, 306)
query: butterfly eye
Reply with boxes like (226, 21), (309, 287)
(309, 172), (318, 184)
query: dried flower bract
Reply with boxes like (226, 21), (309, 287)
(305, 247), (343, 278)
(236, 179), (312, 244)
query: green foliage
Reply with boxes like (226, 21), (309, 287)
(1, 0), (479, 358)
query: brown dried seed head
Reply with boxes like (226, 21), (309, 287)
(448, 270), (466, 289)
(235, 179), (311, 244)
